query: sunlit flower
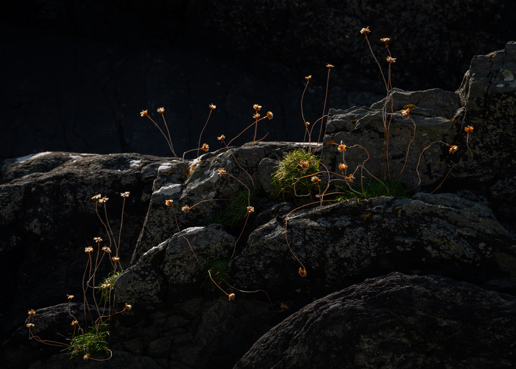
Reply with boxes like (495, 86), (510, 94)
(209, 104), (216, 110)
(298, 267), (307, 277)
(157, 107), (165, 114)
(465, 125), (474, 134)
(346, 174), (355, 182)
(165, 199), (174, 206)
(360, 26), (371, 35)
(182, 205), (190, 213)
(67, 294), (74, 301)
(91, 194), (101, 200)
(338, 141), (347, 153)
(120, 191), (130, 198)
(401, 108), (410, 117)
(26, 323), (35, 328)
(253, 113), (260, 119)
(201, 143), (209, 152)
(326, 64), (334, 69)
(102, 246), (112, 253)
(94, 237), (103, 243)
(99, 197), (109, 203)
(381, 37), (390, 43)
(83, 353), (90, 360)
(386, 56), (396, 63)
(247, 206), (255, 214)
(217, 134), (226, 141)
(311, 176), (321, 184)
(228, 293), (235, 301)
(299, 160), (309, 170)
(267, 111), (273, 120)
(305, 75), (312, 81)
(112, 256), (120, 262)
(124, 303), (132, 311)
(71, 320), (79, 326)
(28, 309), (36, 316)
(449, 145), (458, 154)
(305, 121), (310, 127)
(338, 163), (348, 171)
(140, 110), (148, 117)
(218, 168), (227, 176)
(102, 284), (111, 289)
(253, 104), (262, 111)
(85, 247), (94, 254)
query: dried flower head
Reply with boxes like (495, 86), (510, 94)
(338, 141), (347, 153)
(305, 75), (312, 81)
(201, 143), (209, 152)
(298, 267), (307, 277)
(311, 176), (321, 184)
(102, 284), (111, 289)
(85, 246), (94, 254)
(299, 160), (309, 170)
(157, 107), (165, 114)
(217, 134), (226, 141)
(247, 206), (255, 214)
(305, 121), (310, 127)
(465, 125), (474, 134)
(280, 303), (289, 311)
(98, 197), (109, 203)
(165, 199), (174, 206)
(209, 104), (216, 110)
(338, 163), (348, 171)
(401, 108), (410, 117)
(449, 145), (458, 154)
(83, 354), (90, 361)
(28, 309), (36, 316)
(346, 174), (355, 182)
(228, 293), (236, 301)
(26, 323), (35, 328)
(91, 194), (101, 200)
(360, 26), (371, 35)
(381, 37), (391, 43)
(326, 64), (334, 69)
(140, 110), (148, 117)
(253, 113), (260, 119)
(386, 56), (397, 63)
(267, 111), (273, 120)
(67, 294), (74, 301)
(102, 246), (112, 253)
(120, 191), (130, 198)
(71, 320), (79, 326)
(94, 237), (102, 243)
(112, 256), (120, 262)
(124, 303), (132, 311)
(218, 168), (227, 176)
(182, 205), (190, 213)
(253, 104), (262, 111)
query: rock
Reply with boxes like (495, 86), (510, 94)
(235, 273), (516, 369)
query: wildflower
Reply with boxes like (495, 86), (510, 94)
(85, 247), (94, 254)
(120, 191), (130, 198)
(83, 353), (90, 360)
(217, 134), (226, 141)
(71, 320), (79, 326)
(91, 194), (101, 200)
(401, 108), (410, 117)
(102, 284), (111, 289)
(209, 104), (216, 110)
(218, 168), (227, 176)
(299, 267), (307, 277)
(305, 121), (310, 127)
(326, 64), (334, 69)
(28, 309), (36, 316)
(338, 163), (348, 171)
(228, 293), (236, 301)
(67, 294), (74, 301)
(311, 176), (321, 184)
(112, 256), (120, 262)
(299, 160), (309, 170)
(465, 125), (474, 134)
(182, 205), (190, 213)
(165, 199), (174, 206)
(253, 104), (262, 111)
(253, 113), (260, 119)
(267, 111), (273, 120)
(386, 56), (396, 63)
(247, 206), (255, 214)
(381, 37), (390, 43)
(338, 141), (347, 153)
(157, 107), (165, 114)
(346, 174), (355, 182)
(360, 26), (371, 35)
(26, 323), (35, 328)
(305, 75), (312, 81)
(124, 303), (132, 311)
(94, 237), (102, 243)
(99, 197), (109, 203)
(201, 143), (209, 152)
(140, 110), (148, 117)
(449, 145), (458, 154)
(102, 246), (112, 253)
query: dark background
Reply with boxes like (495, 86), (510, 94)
(1, 0), (514, 162)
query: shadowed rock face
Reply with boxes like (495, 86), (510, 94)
(1, 42), (516, 369)
(234, 273), (516, 369)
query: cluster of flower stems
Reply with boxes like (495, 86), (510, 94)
(26, 193), (133, 361)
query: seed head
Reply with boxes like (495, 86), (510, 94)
(71, 320), (79, 326)
(28, 309), (36, 316)
(102, 284), (111, 289)
(299, 160), (309, 170)
(218, 168), (227, 176)
(267, 111), (273, 120)
(338, 163), (348, 171)
(298, 267), (307, 277)
(83, 354), (90, 360)
(253, 113), (260, 119)
(449, 145), (458, 154)
(26, 323), (35, 328)
(386, 56), (396, 63)
(67, 294), (74, 301)
(201, 143), (209, 152)
(305, 75), (312, 81)
(228, 293), (236, 301)
(120, 191), (130, 198)
(124, 303), (132, 311)
(338, 141), (347, 153)
(94, 237), (102, 243)
(401, 108), (410, 117)
(465, 125), (474, 134)
(182, 205), (190, 213)
(381, 37), (390, 43)
(346, 174), (355, 182)
(157, 107), (165, 114)
(326, 64), (334, 69)
(140, 110), (148, 117)
(91, 194), (101, 200)
(99, 197), (109, 203)
(360, 26), (371, 35)
(165, 199), (174, 206)
(217, 134), (226, 141)
(209, 104), (216, 110)
(102, 246), (112, 253)
(247, 206), (255, 214)
(112, 256), (120, 262)
(85, 247), (94, 254)
(253, 104), (262, 111)
(305, 121), (310, 127)
(311, 176), (321, 184)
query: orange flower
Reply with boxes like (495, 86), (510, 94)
(209, 104), (216, 110)
(338, 163), (348, 171)
(26, 323), (35, 328)
(201, 143), (209, 152)
(326, 64), (334, 69)
(266, 111), (273, 120)
(85, 247), (94, 254)
(28, 309), (36, 316)
(381, 37), (390, 43)
(298, 267), (307, 277)
(124, 303), (132, 311)
(218, 168), (227, 176)
(299, 160), (309, 170)
(217, 134), (226, 141)
(112, 256), (120, 262)
(165, 199), (174, 206)
(360, 26), (371, 35)
(386, 56), (396, 63)
(305, 75), (312, 81)
(311, 176), (321, 184)
(140, 110), (148, 117)
(182, 205), (190, 213)
(465, 125), (474, 134)
(228, 293), (236, 301)
(401, 108), (410, 117)
(338, 141), (347, 153)
(94, 237), (102, 243)
(157, 107), (165, 114)
(253, 104), (262, 111)
(253, 113), (260, 119)
(67, 294), (74, 301)
(247, 206), (255, 214)
(91, 194), (101, 200)
(120, 191), (130, 198)
(449, 145), (458, 154)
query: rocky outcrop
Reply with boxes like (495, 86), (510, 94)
(235, 273), (516, 369)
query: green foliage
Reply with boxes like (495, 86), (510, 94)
(97, 271), (122, 305)
(205, 259), (230, 286)
(336, 176), (411, 201)
(66, 322), (110, 358)
(207, 189), (256, 229)
(272, 149), (321, 199)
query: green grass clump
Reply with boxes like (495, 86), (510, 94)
(336, 177), (411, 201)
(272, 149), (321, 200)
(66, 322), (110, 359)
(207, 189), (256, 229)
(97, 271), (123, 305)
(205, 259), (230, 286)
